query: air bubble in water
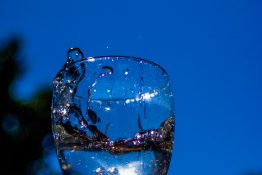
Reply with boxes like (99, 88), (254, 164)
(102, 66), (113, 75)
(123, 68), (129, 80)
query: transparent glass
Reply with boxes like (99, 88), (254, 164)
(51, 48), (175, 175)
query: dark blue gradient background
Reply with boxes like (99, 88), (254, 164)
(1, 0), (262, 174)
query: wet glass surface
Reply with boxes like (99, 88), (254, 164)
(51, 48), (175, 175)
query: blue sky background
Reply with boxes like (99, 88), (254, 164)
(1, 0), (262, 174)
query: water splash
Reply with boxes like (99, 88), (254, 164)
(51, 52), (175, 175)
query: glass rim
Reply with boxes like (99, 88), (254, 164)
(66, 55), (168, 75)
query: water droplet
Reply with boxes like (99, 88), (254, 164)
(61, 163), (72, 171)
(60, 108), (68, 116)
(95, 167), (106, 175)
(62, 116), (69, 124)
(124, 68), (129, 75)
(52, 109), (56, 114)
(67, 48), (84, 61)
(108, 167), (119, 174)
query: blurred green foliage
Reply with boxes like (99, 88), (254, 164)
(0, 38), (53, 174)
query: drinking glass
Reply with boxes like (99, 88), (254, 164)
(51, 48), (175, 175)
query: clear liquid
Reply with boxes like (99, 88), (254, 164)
(55, 116), (174, 175)
(61, 150), (157, 175)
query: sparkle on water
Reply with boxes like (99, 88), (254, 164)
(51, 48), (175, 175)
